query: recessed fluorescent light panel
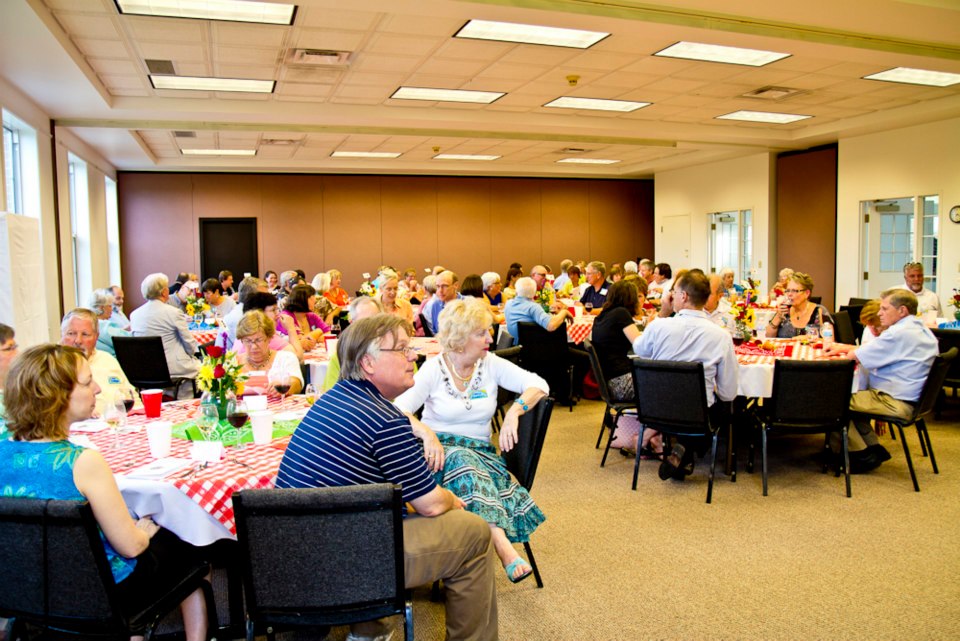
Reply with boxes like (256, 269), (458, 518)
(655, 41), (790, 66)
(557, 158), (620, 164)
(716, 110), (811, 124)
(331, 151), (402, 159)
(544, 97), (650, 112)
(181, 149), (256, 156)
(863, 67), (960, 87)
(455, 19), (608, 49)
(433, 154), (501, 161)
(391, 87), (504, 104)
(151, 75), (275, 93)
(115, 0), (296, 25)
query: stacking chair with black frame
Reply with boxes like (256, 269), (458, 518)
(931, 329), (960, 418)
(516, 322), (579, 410)
(490, 345), (523, 432)
(629, 358), (727, 503)
(112, 336), (196, 400)
(0, 497), (215, 641)
(849, 347), (958, 492)
(839, 305), (865, 343)
(832, 310), (857, 346)
(583, 340), (637, 466)
(501, 397), (555, 588)
(750, 359), (856, 497)
(233, 484), (412, 641)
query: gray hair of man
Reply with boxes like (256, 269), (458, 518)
(639, 258), (655, 272)
(141, 272), (169, 300)
(422, 275), (438, 295)
(559, 259), (573, 273)
(237, 276), (266, 305)
(89, 288), (116, 312)
(348, 295), (384, 321)
(623, 260), (638, 274)
(338, 314), (413, 381)
(481, 272), (500, 291)
(514, 276), (537, 299)
(60, 308), (100, 336)
(587, 260), (607, 277)
(880, 287), (919, 316)
(311, 272), (332, 294)
(720, 267), (735, 278)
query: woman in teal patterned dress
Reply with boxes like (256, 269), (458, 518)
(0, 344), (209, 640)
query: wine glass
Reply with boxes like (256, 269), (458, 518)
(103, 392), (127, 449)
(584, 302), (593, 315)
(269, 370), (293, 412)
(304, 383), (319, 407)
(197, 402), (220, 442)
(225, 397), (248, 450)
(117, 386), (136, 415)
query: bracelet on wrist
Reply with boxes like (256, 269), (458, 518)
(514, 399), (529, 413)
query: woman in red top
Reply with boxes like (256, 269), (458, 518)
(323, 269), (350, 307)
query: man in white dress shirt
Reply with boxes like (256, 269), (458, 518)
(633, 269), (738, 481)
(825, 288), (938, 472)
(899, 262), (941, 316)
(130, 273), (200, 392)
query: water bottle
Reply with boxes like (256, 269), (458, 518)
(821, 322), (834, 347)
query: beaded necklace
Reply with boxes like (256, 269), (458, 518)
(440, 353), (484, 410)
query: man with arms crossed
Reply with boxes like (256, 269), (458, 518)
(276, 315), (497, 641)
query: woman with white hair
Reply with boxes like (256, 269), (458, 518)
(89, 288), (131, 357)
(378, 270), (414, 323)
(310, 272), (341, 327)
(395, 298), (549, 584)
(769, 267), (795, 300)
(720, 267), (744, 298)
(481, 272), (503, 307)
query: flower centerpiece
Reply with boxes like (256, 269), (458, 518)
(731, 278), (759, 343)
(951, 288), (960, 321)
(197, 345), (247, 419)
(185, 293), (210, 321)
(357, 272), (377, 298)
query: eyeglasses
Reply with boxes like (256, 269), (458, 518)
(241, 337), (268, 347)
(0, 342), (17, 353)
(533, 272), (547, 278)
(381, 345), (416, 358)
(784, 288), (807, 294)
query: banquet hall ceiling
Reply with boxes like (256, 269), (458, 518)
(1, 0), (959, 178)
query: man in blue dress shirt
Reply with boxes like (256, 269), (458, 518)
(503, 277), (572, 345)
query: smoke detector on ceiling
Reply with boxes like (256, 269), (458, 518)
(741, 86), (805, 101)
(287, 49), (353, 67)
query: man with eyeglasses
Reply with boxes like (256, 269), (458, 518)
(529, 265), (560, 313)
(426, 270), (461, 335)
(278, 314), (498, 641)
(579, 261), (610, 315)
(900, 262), (942, 316)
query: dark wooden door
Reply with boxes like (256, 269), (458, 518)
(199, 218), (259, 282)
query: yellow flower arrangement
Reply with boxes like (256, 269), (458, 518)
(185, 293), (210, 318)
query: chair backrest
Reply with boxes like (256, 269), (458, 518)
(838, 305), (865, 343)
(418, 312), (434, 337)
(582, 340), (614, 406)
(112, 335), (176, 389)
(0, 498), (122, 631)
(516, 322), (573, 399)
(492, 345), (523, 411)
(848, 297), (872, 306)
(809, 295), (822, 305)
(233, 484), (406, 626)
(630, 358), (711, 436)
(766, 359), (855, 429)
(931, 330), (960, 384)
(502, 398), (554, 492)
(832, 310), (857, 346)
(915, 347), (959, 417)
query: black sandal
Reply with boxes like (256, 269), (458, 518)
(658, 444), (686, 480)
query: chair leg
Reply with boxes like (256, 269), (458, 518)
(631, 426), (646, 490)
(706, 432), (719, 504)
(761, 427), (769, 496)
(897, 423), (920, 492)
(839, 427), (851, 497)
(600, 412), (620, 467)
(595, 410), (607, 449)
(523, 541), (543, 588)
(726, 421), (737, 483)
(404, 598), (415, 640)
(917, 418), (939, 474)
(916, 421), (929, 457)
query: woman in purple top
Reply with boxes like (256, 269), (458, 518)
(277, 284), (330, 352)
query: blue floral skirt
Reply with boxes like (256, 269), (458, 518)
(434, 433), (545, 543)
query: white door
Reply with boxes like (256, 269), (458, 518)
(859, 195), (939, 299)
(659, 215), (690, 271)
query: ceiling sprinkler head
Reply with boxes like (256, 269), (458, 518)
(566, 74), (580, 87)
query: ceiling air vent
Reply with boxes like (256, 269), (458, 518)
(173, 131), (196, 138)
(741, 86), (804, 101)
(286, 49), (353, 67)
(145, 59), (176, 75)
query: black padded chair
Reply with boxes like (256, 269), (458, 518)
(501, 397), (554, 588)
(839, 305), (865, 343)
(750, 359), (856, 497)
(583, 340), (637, 466)
(629, 359), (728, 503)
(0, 498), (215, 641)
(233, 484), (412, 641)
(516, 322), (580, 410)
(848, 297), (872, 306)
(832, 310), (857, 346)
(849, 347), (957, 492)
(113, 336), (196, 400)
(491, 345), (523, 432)
(809, 295), (822, 305)
(418, 312), (434, 337)
(931, 329), (960, 418)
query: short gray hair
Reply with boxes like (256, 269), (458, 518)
(422, 275), (437, 294)
(481, 272), (500, 290)
(881, 288), (919, 316)
(348, 296), (383, 321)
(311, 272), (332, 294)
(338, 314), (412, 382)
(89, 288), (115, 311)
(623, 261), (638, 274)
(720, 267), (735, 278)
(559, 259), (573, 273)
(141, 273), (169, 300)
(60, 308), (99, 336)
(639, 259), (655, 272)
(587, 261), (606, 277)
(515, 277), (537, 299)
(238, 276), (266, 304)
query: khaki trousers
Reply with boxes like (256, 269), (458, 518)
(844, 389), (915, 451)
(353, 509), (499, 641)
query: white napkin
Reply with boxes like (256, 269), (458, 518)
(125, 457), (193, 480)
(70, 419), (109, 433)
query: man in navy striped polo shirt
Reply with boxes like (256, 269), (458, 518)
(277, 315), (498, 641)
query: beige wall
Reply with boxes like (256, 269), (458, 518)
(118, 173), (654, 309)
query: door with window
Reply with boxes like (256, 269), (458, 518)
(707, 209), (752, 281)
(859, 196), (938, 298)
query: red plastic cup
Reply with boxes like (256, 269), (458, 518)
(141, 389), (163, 419)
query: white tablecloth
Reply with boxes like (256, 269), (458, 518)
(118, 477), (232, 545)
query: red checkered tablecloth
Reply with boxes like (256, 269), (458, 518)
(86, 397), (301, 535)
(736, 342), (824, 366)
(191, 330), (220, 345)
(567, 317), (594, 344)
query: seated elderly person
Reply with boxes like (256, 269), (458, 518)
(89, 288), (132, 357)
(235, 310), (303, 397)
(310, 272), (341, 328)
(765, 272), (833, 338)
(859, 299), (883, 346)
(201, 278), (236, 318)
(322, 296), (383, 391)
(130, 273), (200, 390)
(277, 284), (331, 352)
(234, 292), (302, 362)
(482, 272), (503, 307)
(503, 277), (572, 345)
(396, 298), (549, 583)
(769, 267), (794, 300)
(168, 278), (198, 314)
(379, 271), (415, 324)
(109, 285), (131, 330)
(219, 270), (235, 298)
(398, 268), (424, 303)
(719, 268), (744, 298)
(324, 269), (350, 307)
(60, 308), (140, 415)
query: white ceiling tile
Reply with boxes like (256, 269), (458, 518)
(295, 8), (381, 31)
(728, 68), (807, 87)
(100, 74), (145, 89)
(137, 42), (206, 62)
(302, 134), (348, 147)
(403, 73), (472, 88)
(345, 71), (405, 87)
(671, 63), (749, 82)
(108, 87), (151, 97)
(779, 73), (845, 90)
(74, 38), (128, 58)
(216, 46), (280, 66)
(475, 61), (551, 82)
(562, 50), (635, 72)
(433, 38), (512, 62)
(88, 58), (141, 75)
(353, 53), (421, 73)
(214, 64), (276, 80)
(691, 83), (758, 99)
(619, 56), (694, 75)
(819, 78), (886, 95)
(415, 57), (489, 77)
(53, 12), (121, 39)
(292, 29), (367, 52)
(124, 15), (205, 42)
(366, 33), (444, 57)
(171, 62), (211, 76)
(329, 95), (382, 105)
(771, 56), (838, 73)
(500, 44), (579, 66)
(591, 71), (660, 91)
(378, 13), (462, 36)
(461, 77), (527, 93)
(333, 85), (394, 100)
(820, 61), (893, 78)
(44, 0), (104, 10)
(280, 67), (343, 83)
(214, 23), (288, 48)
(257, 145), (296, 159)
(275, 82), (334, 97)
(642, 77), (708, 93)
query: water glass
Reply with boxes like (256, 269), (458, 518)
(304, 383), (319, 407)
(805, 324), (820, 342)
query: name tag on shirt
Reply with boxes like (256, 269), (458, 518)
(469, 390), (488, 400)
(599, 288), (608, 296)
(108, 376), (121, 385)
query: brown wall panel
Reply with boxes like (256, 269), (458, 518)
(490, 178), (542, 275)
(118, 173), (654, 296)
(776, 146), (838, 310)
(381, 176), (439, 274)
(119, 173), (194, 311)
(436, 178), (492, 278)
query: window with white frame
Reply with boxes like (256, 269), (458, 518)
(105, 175), (121, 286)
(3, 123), (22, 213)
(2, 110), (40, 217)
(68, 153), (91, 304)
